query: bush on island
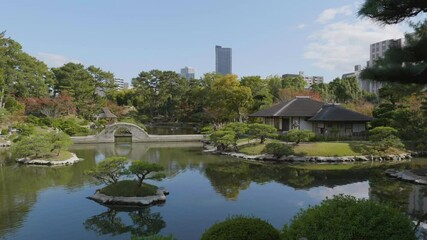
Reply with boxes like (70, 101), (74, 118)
(201, 216), (280, 240)
(12, 132), (73, 159)
(263, 142), (294, 158)
(129, 160), (166, 187)
(282, 195), (416, 240)
(85, 156), (129, 184)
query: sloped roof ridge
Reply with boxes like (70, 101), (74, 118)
(273, 98), (297, 116)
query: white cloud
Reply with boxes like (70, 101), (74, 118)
(308, 181), (370, 200)
(316, 5), (353, 24)
(304, 19), (404, 72)
(36, 52), (81, 67)
(295, 23), (307, 30)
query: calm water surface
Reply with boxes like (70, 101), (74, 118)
(0, 143), (426, 240)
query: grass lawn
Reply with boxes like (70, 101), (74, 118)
(40, 150), (74, 161)
(100, 180), (158, 197)
(236, 138), (251, 145)
(294, 142), (359, 157)
(238, 142), (359, 156)
(239, 143), (266, 155)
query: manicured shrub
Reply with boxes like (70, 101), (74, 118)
(263, 142), (294, 158)
(247, 123), (277, 143)
(286, 129), (314, 144)
(201, 216), (280, 240)
(282, 195), (416, 240)
(369, 126), (404, 152)
(129, 160), (165, 187)
(85, 156), (129, 184)
(210, 130), (237, 151)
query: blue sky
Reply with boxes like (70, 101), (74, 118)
(1, 0), (409, 83)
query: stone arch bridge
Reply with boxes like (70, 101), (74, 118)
(71, 122), (204, 143)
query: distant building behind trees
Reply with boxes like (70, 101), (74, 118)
(180, 67), (195, 80)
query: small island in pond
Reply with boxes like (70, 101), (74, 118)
(13, 131), (80, 166)
(86, 156), (168, 207)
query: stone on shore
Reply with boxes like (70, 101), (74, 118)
(87, 188), (169, 207)
(16, 153), (81, 166)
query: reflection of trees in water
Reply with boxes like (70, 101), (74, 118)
(84, 207), (165, 238)
(204, 162), (251, 200)
(204, 161), (373, 200)
(369, 172), (427, 221)
(0, 158), (96, 237)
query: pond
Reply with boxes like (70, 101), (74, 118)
(0, 143), (426, 240)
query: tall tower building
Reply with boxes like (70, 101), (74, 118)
(180, 67), (195, 80)
(215, 45), (232, 75)
(368, 38), (403, 67)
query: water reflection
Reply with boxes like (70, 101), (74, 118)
(204, 161), (372, 201)
(1, 143), (427, 239)
(84, 207), (165, 238)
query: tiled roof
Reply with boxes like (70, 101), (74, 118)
(308, 104), (373, 122)
(249, 97), (373, 122)
(249, 97), (324, 117)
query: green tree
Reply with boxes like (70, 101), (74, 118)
(210, 130), (237, 151)
(267, 75), (282, 101)
(205, 74), (252, 122)
(129, 160), (165, 187)
(359, 1), (427, 85)
(286, 129), (315, 144)
(311, 83), (333, 102)
(369, 126), (404, 152)
(247, 123), (277, 143)
(329, 77), (362, 103)
(132, 70), (188, 119)
(263, 142), (294, 158)
(11, 134), (53, 158)
(0, 32), (53, 110)
(52, 63), (102, 119)
(49, 132), (73, 156)
(241, 76), (273, 112)
(201, 216), (280, 240)
(358, 0), (427, 25)
(224, 122), (249, 138)
(282, 76), (306, 90)
(282, 195), (416, 240)
(86, 156), (129, 184)
(87, 65), (115, 95)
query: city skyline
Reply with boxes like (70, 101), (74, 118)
(1, 0), (412, 84)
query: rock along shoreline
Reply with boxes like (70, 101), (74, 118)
(203, 145), (416, 163)
(385, 169), (427, 185)
(16, 153), (82, 166)
(87, 188), (169, 207)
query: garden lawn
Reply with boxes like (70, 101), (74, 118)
(239, 143), (266, 155)
(43, 150), (74, 161)
(100, 180), (158, 197)
(294, 142), (359, 157)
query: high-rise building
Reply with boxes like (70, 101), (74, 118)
(114, 78), (128, 89)
(368, 38), (403, 67)
(215, 45), (232, 75)
(342, 65), (383, 94)
(282, 71), (324, 88)
(180, 67), (195, 80)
